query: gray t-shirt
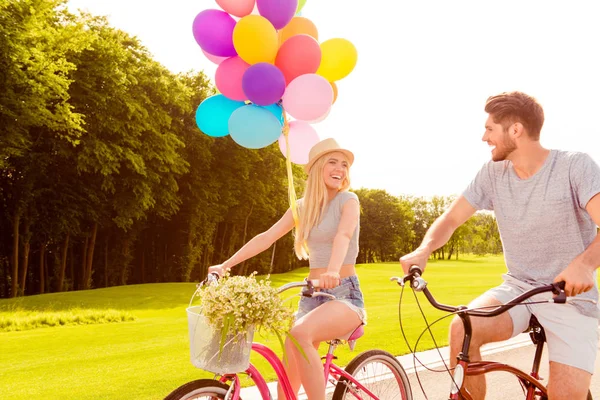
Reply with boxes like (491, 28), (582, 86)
(299, 191), (360, 269)
(463, 150), (600, 317)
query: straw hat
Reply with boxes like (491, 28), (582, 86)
(304, 138), (354, 173)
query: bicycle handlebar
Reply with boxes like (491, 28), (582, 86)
(391, 265), (567, 317)
(202, 274), (335, 299)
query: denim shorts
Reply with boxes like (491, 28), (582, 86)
(296, 275), (367, 324)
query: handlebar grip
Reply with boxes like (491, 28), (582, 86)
(309, 279), (319, 288)
(409, 265), (422, 276)
(554, 281), (566, 290)
(208, 272), (220, 280)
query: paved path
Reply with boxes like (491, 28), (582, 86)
(240, 331), (599, 399)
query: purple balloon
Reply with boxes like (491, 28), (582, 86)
(242, 63), (286, 106)
(256, 0), (298, 30)
(192, 9), (237, 57)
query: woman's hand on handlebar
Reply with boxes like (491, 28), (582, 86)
(399, 247), (430, 275)
(319, 271), (341, 289)
(208, 263), (228, 277)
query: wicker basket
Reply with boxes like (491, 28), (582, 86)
(187, 306), (254, 374)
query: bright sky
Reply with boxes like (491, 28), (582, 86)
(67, 0), (600, 197)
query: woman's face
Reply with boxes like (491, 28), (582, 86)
(321, 151), (349, 190)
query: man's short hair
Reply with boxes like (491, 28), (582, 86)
(485, 91), (545, 140)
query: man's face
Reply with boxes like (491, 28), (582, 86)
(482, 115), (517, 162)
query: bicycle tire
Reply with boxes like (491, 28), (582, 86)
(163, 379), (231, 400)
(332, 349), (412, 400)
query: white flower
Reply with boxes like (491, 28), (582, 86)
(197, 273), (294, 340)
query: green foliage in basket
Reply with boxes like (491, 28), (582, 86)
(195, 272), (303, 360)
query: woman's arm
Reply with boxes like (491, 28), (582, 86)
(320, 198), (360, 288)
(209, 208), (295, 275)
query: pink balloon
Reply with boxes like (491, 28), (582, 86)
(278, 120), (320, 164)
(305, 107), (331, 124)
(282, 74), (333, 121)
(215, 57), (250, 101)
(202, 49), (228, 64)
(216, 0), (255, 17)
(275, 34), (321, 84)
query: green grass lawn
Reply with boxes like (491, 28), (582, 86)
(0, 255), (508, 399)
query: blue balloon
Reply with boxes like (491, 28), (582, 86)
(229, 105), (283, 149)
(263, 103), (285, 125)
(195, 95), (245, 137)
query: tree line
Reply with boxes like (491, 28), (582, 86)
(0, 0), (501, 298)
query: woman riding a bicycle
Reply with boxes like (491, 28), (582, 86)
(208, 138), (366, 400)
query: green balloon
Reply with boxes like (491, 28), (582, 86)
(296, 0), (307, 14)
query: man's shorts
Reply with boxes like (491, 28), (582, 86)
(484, 274), (599, 374)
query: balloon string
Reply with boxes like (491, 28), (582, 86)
(283, 111), (299, 229)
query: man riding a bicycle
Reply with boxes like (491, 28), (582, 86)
(400, 91), (600, 400)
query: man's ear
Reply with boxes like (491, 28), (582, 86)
(512, 122), (525, 138)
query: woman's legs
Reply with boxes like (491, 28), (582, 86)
(286, 301), (362, 400)
(276, 338), (318, 399)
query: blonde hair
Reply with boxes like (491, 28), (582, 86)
(294, 152), (351, 259)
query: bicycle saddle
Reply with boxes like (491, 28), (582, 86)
(336, 324), (364, 350)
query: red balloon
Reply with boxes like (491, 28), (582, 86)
(275, 34), (321, 85)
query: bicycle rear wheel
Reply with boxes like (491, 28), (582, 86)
(332, 349), (412, 400)
(164, 379), (230, 400)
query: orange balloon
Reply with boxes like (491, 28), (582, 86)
(331, 82), (338, 104)
(278, 17), (318, 45)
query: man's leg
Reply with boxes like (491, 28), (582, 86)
(547, 362), (591, 400)
(532, 300), (598, 400)
(449, 295), (519, 400)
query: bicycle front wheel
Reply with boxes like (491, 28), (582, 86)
(332, 349), (412, 400)
(164, 379), (231, 400)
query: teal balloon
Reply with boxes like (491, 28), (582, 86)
(263, 103), (285, 125)
(229, 105), (283, 149)
(196, 94), (245, 137)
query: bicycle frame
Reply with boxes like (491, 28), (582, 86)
(218, 341), (380, 400)
(396, 267), (566, 400)
(451, 312), (548, 399)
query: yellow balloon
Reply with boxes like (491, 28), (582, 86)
(233, 15), (278, 65)
(316, 38), (357, 82)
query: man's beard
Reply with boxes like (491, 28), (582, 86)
(492, 130), (516, 161)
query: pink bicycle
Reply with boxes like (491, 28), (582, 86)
(165, 278), (412, 400)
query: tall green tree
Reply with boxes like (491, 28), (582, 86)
(355, 189), (415, 263)
(0, 0), (88, 297)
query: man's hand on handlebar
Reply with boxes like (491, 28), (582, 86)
(553, 260), (595, 297)
(399, 247), (430, 275)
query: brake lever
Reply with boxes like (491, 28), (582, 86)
(550, 281), (567, 304)
(390, 276), (405, 287)
(301, 278), (316, 297)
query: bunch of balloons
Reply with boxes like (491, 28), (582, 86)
(193, 0), (357, 165)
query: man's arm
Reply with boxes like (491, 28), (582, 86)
(554, 193), (600, 296)
(400, 196), (477, 274)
